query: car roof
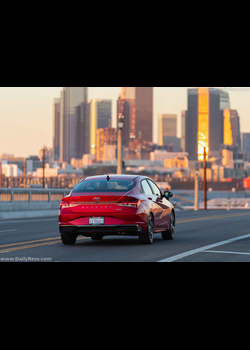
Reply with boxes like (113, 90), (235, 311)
(84, 174), (140, 181)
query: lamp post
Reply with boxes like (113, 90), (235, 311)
(194, 167), (199, 211)
(203, 147), (207, 210)
(42, 147), (46, 189)
(117, 113), (124, 174)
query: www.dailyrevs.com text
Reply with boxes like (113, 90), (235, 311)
(0, 257), (52, 262)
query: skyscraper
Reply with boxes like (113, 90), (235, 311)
(185, 88), (226, 160)
(74, 102), (90, 159)
(223, 108), (233, 146)
(242, 133), (250, 156)
(53, 98), (60, 161)
(158, 114), (181, 152)
(223, 109), (241, 148)
(220, 91), (231, 110)
(59, 87), (88, 163)
(158, 114), (177, 145)
(89, 99), (112, 155)
(230, 110), (241, 149)
(181, 111), (186, 152)
(121, 87), (153, 145)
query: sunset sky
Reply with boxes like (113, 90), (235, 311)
(0, 87), (249, 158)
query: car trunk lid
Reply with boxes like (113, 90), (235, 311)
(62, 192), (138, 214)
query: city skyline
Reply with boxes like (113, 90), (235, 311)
(0, 87), (250, 157)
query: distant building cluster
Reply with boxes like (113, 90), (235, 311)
(182, 88), (242, 161)
(53, 88), (113, 163)
(1, 87), (250, 189)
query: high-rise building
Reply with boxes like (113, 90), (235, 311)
(74, 102), (90, 159)
(230, 110), (241, 149)
(242, 133), (250, 156)
(60, 88), (67, 162)
(181, 111), (186, 152)
(223, 109), (241, 149)
(185, 88), (226, 160)
(223, 108), (233, 146)
(53, 98), (60, 161)
(59, 87), (88, 163)
(220, 91), (231, 110)
(96, 126), (117, 162)
(89, 99), (112, 155)
(158, 114), (177, 145)
(121, 87), (153, 145)
(158, 114), (180, 151)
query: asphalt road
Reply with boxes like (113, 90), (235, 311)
(0, 210), (250, 262)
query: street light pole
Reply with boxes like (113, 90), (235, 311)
(203, 147), (207, 210)
(42, 147), (46, 189)
(194, 168), (199, 211)
(117, 114), (124, 174)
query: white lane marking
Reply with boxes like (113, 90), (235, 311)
(0, 229), (18, 233)
(0, 218), (57, 224)
(203, 250), (250, 256)
(158, 233), (250, 262)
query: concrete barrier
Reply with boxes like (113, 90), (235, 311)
(0, 209), (59, 220)
(0, 188), (68, 220)
(0, 201), (60, 211)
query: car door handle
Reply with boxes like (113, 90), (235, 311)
(148, 197), (152, 200)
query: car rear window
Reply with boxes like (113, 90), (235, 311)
(73, 179), (137, 193)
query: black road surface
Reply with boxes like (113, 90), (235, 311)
(0, 210), (250, 262)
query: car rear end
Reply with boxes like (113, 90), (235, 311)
(59, 176), (148, 244)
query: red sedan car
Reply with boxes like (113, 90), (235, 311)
(59, 175), (175, 245)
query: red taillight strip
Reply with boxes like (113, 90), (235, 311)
(60, 202), (81, 209)
(60, 201), (141, 210)
(116, 200), (141, 209)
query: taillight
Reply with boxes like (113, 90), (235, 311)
(117, 200), (141, 209)
(59, 201), (69, 210)
(59, 202), (79, 210)
(127, 200), (141, 209)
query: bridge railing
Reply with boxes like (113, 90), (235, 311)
(0, 188), (71, 203)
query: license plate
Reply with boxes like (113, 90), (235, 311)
(89, 217), (104, 225)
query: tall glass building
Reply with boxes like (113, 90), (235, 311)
(223, 109), (241, 149)
(53, 98), (60, 161)
(59, 87), (88, 163)
(89, 99), (112, 155)
(158, 114), (177, 144)
(185, 88), (227, 160)
(74, 102), (90, 159)
(243, 133), (250, 156)
(121, 87), (153, 145)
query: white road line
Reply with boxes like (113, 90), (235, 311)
(0, 218), (57, 224)
(158, 233), (250, 262)
(0, 229), (18, 233)
(203, 250), (250, 256)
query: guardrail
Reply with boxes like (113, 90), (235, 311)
(0, 188), (71, 203)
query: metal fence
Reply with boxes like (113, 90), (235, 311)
(0, 188), (71, 203)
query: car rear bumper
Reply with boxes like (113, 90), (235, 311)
(59, 224), (145, 237)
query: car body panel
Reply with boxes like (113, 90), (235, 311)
(59, 175), (174, 238)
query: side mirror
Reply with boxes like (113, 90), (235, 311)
(164, 191), (173, 199)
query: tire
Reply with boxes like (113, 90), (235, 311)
(139, 214), (154, 244)
(91, 235), (103, 241)
(162, 211), (175, 240)
(61, 232), (77, 245)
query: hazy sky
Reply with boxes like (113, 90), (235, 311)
(0, 87), (249, 158)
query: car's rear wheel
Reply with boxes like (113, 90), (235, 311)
(139, 214), (154, 244)
(162, 211), (175, 240)
(61, 232), (77, 245)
